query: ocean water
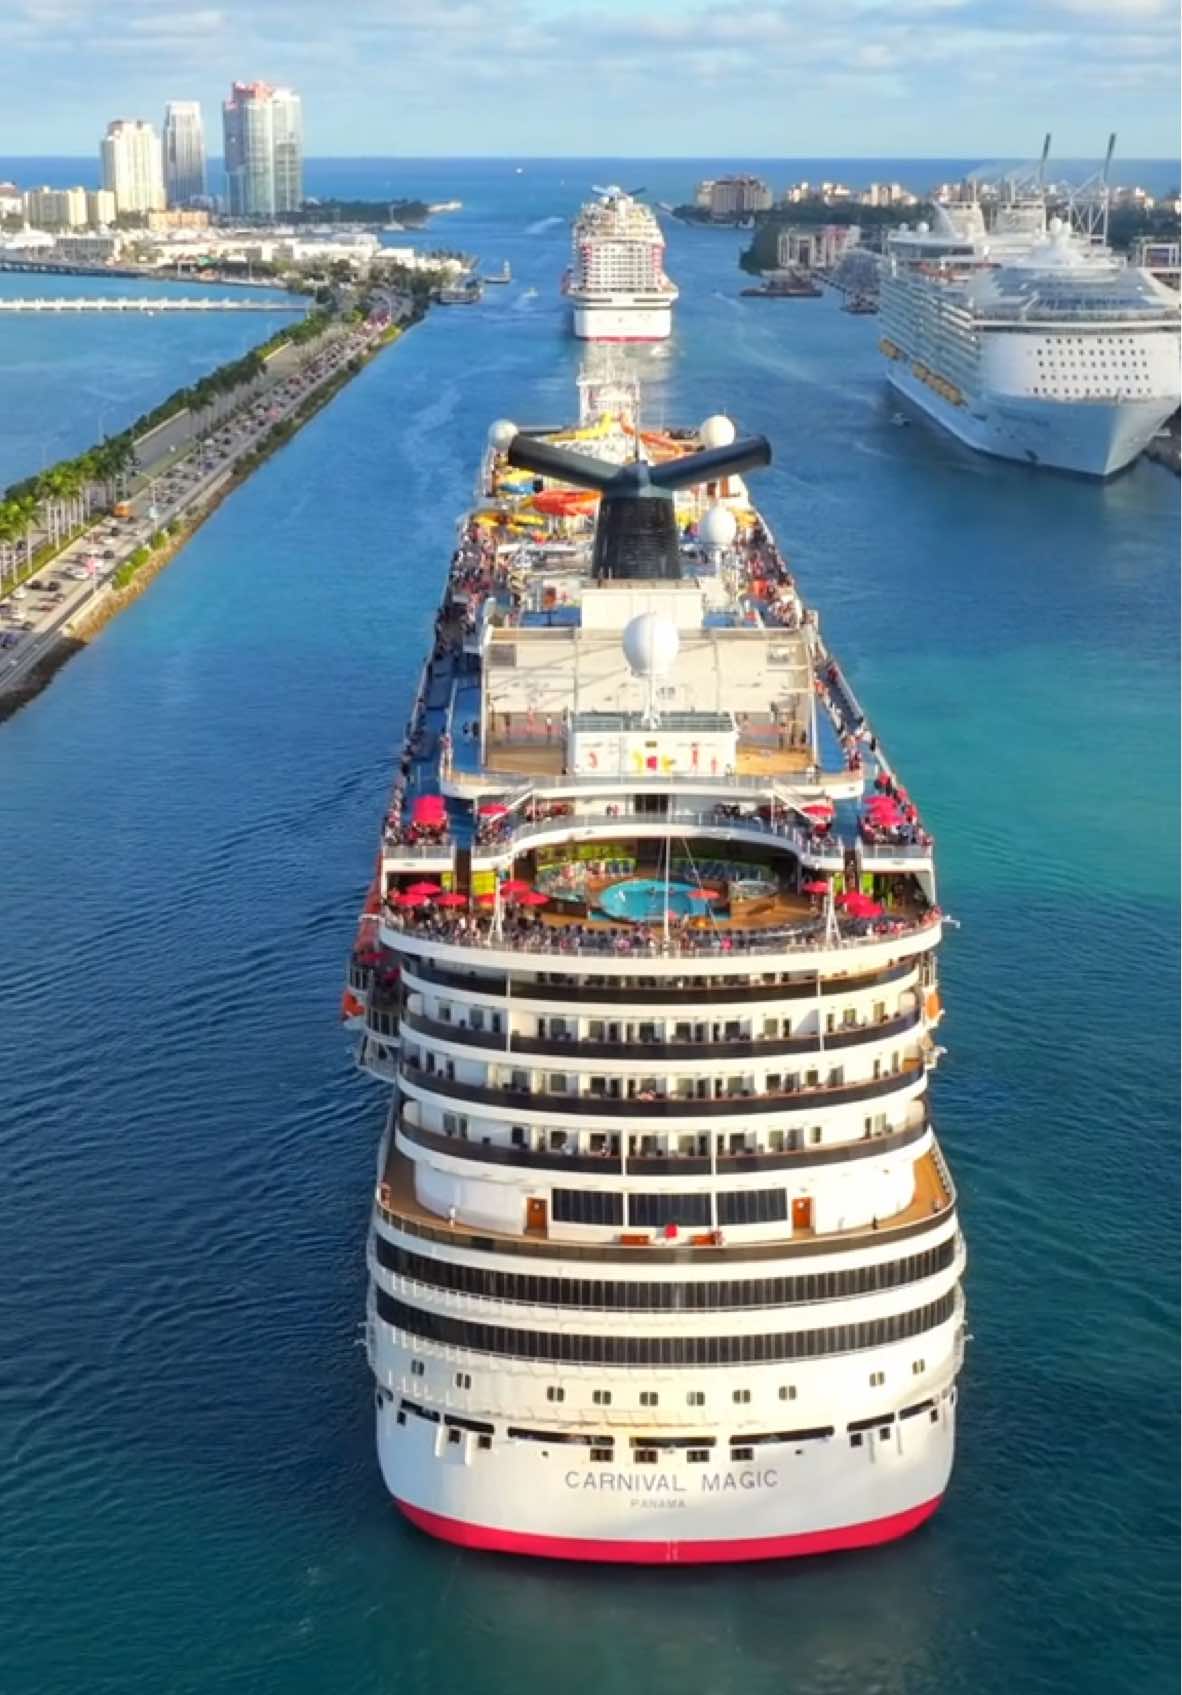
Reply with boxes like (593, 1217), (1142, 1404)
(0, 164), (1177, 1695)
(0, 272), (298, 489)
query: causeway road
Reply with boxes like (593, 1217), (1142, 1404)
(0, 311), (396, 700)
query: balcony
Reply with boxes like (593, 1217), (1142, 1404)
(395, 1100), (931, 1178)
(399, 1005), (921, 1064)
(398, 1055), (926, 1121)
(470, 807), (846, 873)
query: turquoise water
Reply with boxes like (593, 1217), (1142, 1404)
(0, 163), (1177, 1694)
(0, 271), (297, 487)
(599, 879), (701, 920)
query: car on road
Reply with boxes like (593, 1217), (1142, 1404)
(102, 549), (116, 560)
(1, 631), (20, 648)
(68, 565), (90, 581)
(44, 579), (61, 591)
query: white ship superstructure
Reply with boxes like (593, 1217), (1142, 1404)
(880, 197), (1181, 476)
(345, 373), (965, 1563)
(564, 188), (678, 341)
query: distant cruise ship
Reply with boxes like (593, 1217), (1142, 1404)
(345, 363), (966, 1563)
(563, 188), (679, 342)
(879, 194), (1181, 476)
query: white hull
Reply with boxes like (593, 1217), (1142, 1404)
(571, 301), (673, 342)
(886, 362), (1176, 476)
(377, 1389), (956, 1562)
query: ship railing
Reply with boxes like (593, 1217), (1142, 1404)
(381, 905), (942, 962)
(859, 840), (932, 862)
(381, 838), (455, 862)
(472, 808), (844, 864)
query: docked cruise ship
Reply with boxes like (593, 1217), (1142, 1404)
(879, 196), (1181, 476)
(345, 366), (965, 1562)
(563, 188), (679, 341)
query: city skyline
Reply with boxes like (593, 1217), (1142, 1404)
(0, 0), (1177, 158)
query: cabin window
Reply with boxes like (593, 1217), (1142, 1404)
(686, 1391), (705, 1407)
(869, 1371), (885, 1387)
(455, 1372), (472, 1389)
(546, 1387), (565, 1403)
(640, 1392), (659, 1407)
(732, 1389), (751, 1405)
(779, 1386), (797, 1402)
(410, 1360), (425, 1377)
(593, 1390), (612, 1406)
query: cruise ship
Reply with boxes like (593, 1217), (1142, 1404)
(879, 195), (1181, 476)
(345, 365), (966, 1563)
(563, 188), (679, 341)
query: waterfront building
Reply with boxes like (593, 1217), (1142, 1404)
(777, 225), (861, 271)
(101, 119), (166, 215)
(695, 179), (715, 210)
(146, 208), (212, 231)
(163, 101), (207, 206)
(54, 232), (124, 263)
(0, 182), (23, 218)
(707, 176), (773, 218)
(23, 185), (88, 230)
(86, 188), (117, 226)
(222, 82), (303, 217)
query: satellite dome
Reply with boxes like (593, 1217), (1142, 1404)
(699, 504), (738, 549)
(916, 221), (930, 235)
(622, 612), (680, 678)
(488, 418), (518, 450)
(699, 414), (736, 449)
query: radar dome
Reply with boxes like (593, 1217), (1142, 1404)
(699, 414), (736, 449)
(623, 612), (680, 678)
(916, 221), (930, 234)
(488, 418), (518, 450)
(699, 504), (738, 549)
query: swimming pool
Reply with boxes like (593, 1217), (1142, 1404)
(598, 879), (706, 921)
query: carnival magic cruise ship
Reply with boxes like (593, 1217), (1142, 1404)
(563, 187), (679, 341)
(344, 365), (965, 1563)
(879, 189), (1180, 477)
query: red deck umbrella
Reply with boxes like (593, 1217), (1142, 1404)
(475, 891), (497, 907)
(478, 802), (509, 818)
(411, 794), (446, 826)
(842, 893), (883, 917)
(406, 880), (442, 897)
(801, 880), (830, 896)
(394, 891), (429, 908)
(500, 878), (533, 897)
(802, 802), (834, 818)
(687, 888), (716, 902)
(435, 891), (468, 908)
(517, 889), (550, 907)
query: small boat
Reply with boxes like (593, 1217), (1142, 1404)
(437, 278), (484, 305)
(483, 261), (512, 285)
(890, 413), (910, 427)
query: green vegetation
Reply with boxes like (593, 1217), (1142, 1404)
(740, 204), (933, 274)
(288, 198), (430, 227)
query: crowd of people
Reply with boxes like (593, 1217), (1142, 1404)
(381, 897), (942, 959)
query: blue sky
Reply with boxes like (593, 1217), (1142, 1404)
(3, 0), (1179, 157)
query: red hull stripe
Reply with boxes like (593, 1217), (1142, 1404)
(394, 1495), (943, 1564)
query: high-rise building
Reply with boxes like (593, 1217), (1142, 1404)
(706, 175), (773, 218)
(163, 101), (207, 206)
(101, 119), (166, 216)
(86, 188), (117, 226)
(222, 82), (303, 217)
(24, 186), (88, 229)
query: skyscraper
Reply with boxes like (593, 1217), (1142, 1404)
(222, 82), (303, 217)
(163, 101), (207, 206)
(100, 119), (166, 215)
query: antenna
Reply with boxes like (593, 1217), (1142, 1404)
(506, 433), (772, 581)
(1038, 133), (1051, 187)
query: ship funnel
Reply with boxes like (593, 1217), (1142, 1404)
(505, 433), (772, 580)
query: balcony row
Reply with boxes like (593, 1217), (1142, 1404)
(398, 1051), (926, 1120)
(396, 1003), (921, 1064)
(400, 954), (920, 1008)
(394, 1100), (930, 1178)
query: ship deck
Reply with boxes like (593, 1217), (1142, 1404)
(377, 1145), (952, 1266)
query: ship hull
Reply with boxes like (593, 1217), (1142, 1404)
(570, 301), (673, 342)
(886, 362), (1176, 477)
(378, 1397), (955, 1563)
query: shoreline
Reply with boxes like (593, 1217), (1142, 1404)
(0, 317), (416, 725)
